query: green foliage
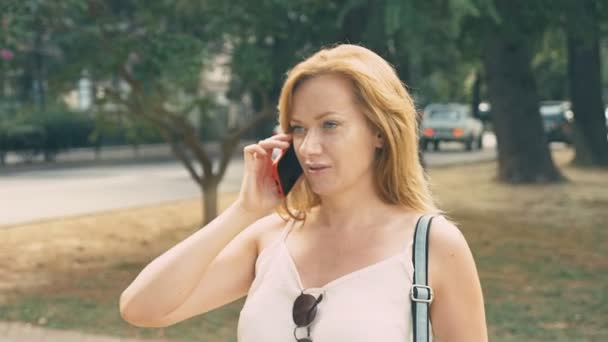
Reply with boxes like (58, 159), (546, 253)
(0, 123), (45, 161)
(128, 33), (205, 92)
(0, 1), (33, 41)
(2, 0), (606, 149)
(533, 30), (568, 100)
(0, 107), (168, 161)
(199, 105), (229, 142)
(24, 110), (95, 151)
(383, 0), (403, 36)
(0, 109), (95, 160)
(90, 113), (164, 146)
(220, 0), (342, 91)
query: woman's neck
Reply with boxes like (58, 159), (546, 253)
(310, 195), (406, 232)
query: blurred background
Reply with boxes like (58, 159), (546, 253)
(0, 0), (607, 341)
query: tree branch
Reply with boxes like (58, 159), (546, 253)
(216, 90), (274, 178)
(104, 87), (203, 184)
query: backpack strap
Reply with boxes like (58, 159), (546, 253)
(411, 215), (435, 342)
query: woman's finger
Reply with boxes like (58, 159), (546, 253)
(257, 139), (290, 150)
(271, 133), (292, 141)
(243, 145), (268, 163)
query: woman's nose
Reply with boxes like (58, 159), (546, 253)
(297, 130), (323, 156)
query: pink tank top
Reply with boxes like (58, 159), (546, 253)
(238, 222), (416, 341)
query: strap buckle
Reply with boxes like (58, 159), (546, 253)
(410, 284), (434, 303)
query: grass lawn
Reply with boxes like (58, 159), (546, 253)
(1, 149), (606, 341)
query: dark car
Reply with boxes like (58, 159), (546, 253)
(540, 101), (574, 144)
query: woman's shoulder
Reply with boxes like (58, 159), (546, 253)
(427, 215), (472, 258)
(427, 215), (467, 245)
(247, 212), (293, 256)
(427, 215), (478, 287)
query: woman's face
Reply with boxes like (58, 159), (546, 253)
(289, 73), (382, 196)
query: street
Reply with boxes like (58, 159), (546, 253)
(0, 134), (499, 227)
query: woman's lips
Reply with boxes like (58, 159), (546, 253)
(305, 164), (330, 175)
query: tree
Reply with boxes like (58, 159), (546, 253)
(41, 0), (277, 224)
(217, 0), (346, 129)
(334, 0), (481, 104)
(4, 0), (361, 222)
(465, 0), (564, 183)
(0, 1), (67, 111)
(334, 0), (483, 170)
(565, 0), (608, 167)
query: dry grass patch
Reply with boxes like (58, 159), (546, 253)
(0, 195), (241, 340)
(1, 194), (237, 296)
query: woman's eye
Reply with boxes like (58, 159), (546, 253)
(323, 121), (338, 129)
(289, 125), (305, 134)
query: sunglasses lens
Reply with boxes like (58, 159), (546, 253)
(292, 293), (319, 326)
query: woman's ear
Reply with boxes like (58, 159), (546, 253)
(374, 132), (385, 149)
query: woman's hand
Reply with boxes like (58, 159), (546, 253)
(236, 133), (292, 216)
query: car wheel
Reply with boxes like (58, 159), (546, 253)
(465, 138), (473, 151)
(477, 135), (483, 149)
(433, 141), (440, 151)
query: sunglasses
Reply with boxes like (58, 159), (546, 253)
(292, 290), (324, 342)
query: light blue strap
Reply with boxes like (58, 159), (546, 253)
(412, 215), (434, 342)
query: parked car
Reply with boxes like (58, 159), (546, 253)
(540, 101), (573, 144)
(476, 101), (492, 124)
(420, 103), (484, 151)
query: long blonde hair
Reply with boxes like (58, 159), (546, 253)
(276, 44), (439, 220)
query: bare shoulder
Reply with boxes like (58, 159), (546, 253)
(426, 215), (488, 340)
(428, 215), (471, 256)
(428, 216), (477, 288)
(243, 212), (290, 256)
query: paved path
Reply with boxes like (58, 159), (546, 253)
(0, 321), (165, 342)
(0, 158), (244, 227)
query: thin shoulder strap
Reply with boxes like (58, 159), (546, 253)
(281, 218), (300, 243)
(411, 215), (435, 342)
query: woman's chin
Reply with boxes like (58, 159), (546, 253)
(309, 183), (339, 197)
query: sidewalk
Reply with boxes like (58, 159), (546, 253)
(0, 140), (253, 175)
(0, 321), (166, 342)
(0, 134), (503, 175)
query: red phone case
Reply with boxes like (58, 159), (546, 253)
(271, 151), (286, 197)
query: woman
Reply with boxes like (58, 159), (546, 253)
(119, 44), (488, 341)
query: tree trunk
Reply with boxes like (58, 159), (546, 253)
(34, 17), (46, 112)
(201, 179), (220, 226)
(471, 70), (481, 120)
(482, 3), (564, 183)
(566, 0), (608, 167)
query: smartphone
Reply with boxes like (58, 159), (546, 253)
(271, 144), (303, 197)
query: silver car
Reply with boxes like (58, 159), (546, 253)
(420, 103), (484, 151)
